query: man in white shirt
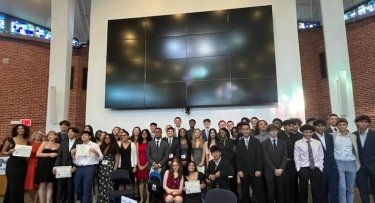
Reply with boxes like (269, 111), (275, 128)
(71, 131), (103, 203)
(174, 117), (182, 136)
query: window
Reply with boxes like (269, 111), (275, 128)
(345, 0), (375, 21)
(35, 26), (51, 39)
(0, 14), (5, 32)
(298, 22), (321, 30)
(11, 20), (35, 36)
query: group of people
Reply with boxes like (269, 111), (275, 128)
(1, 114), (374, 203)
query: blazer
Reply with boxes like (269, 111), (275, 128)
(354, 128), (375, 171)
(332, 132), (361, 171)
(312, 133), (338, 170)
(146, 138), (169, 168)
(54, 138), (82, 167)
(201, 129), (209, 141)
(205, 158), (234, 189)
(262, 138), (287, 178)
(162, 136), (181, 160)
(278, 131), (303, 160)
(117, 141), (137, 168)
(219, 138), (235, 164)
(236, 136), (263, 176)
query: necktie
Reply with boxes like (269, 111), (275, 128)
(307, 140), (315, 170)
(156, 141), (159, 151)
(272, 139), (277, 149)
(245, 139), (249, 150)
(169, 138), (172, 147)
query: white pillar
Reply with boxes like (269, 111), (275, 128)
(46, 0), (75, 131)
(320, 0), (356, 130)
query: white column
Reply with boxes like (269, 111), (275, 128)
(320, 0), (356, 130)
(46, 0), (75, 131)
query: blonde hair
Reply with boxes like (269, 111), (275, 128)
(31, 130), (45, 141)
(192, 128), (204, 149)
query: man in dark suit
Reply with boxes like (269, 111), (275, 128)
(162, 127), (180, 167)
(186, 119), (196, 141)
(218, 127), (236, 193)
(262, 124), (287, 203)
(53, 127), (82, 203)
(324, 113), (338, 134)
(278, 119), (303, 203)
(205, 145), (234, 190)
(237, 122), (266, 203)
(354, 115), (375, 203)
(201, 118), (211, 141)
(312, 119), (339, 203)
(146, 127), (169, 173)
(57, 120), (70, 143)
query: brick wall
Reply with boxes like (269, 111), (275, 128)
(0, 36), (88, 141)
(0, 16), (374, 141)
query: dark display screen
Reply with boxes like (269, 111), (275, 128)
(106, 6), (277, 109)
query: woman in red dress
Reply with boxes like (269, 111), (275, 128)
(163, 158), (184, 203)
(25, 130), (45, 203)
(136, 129), (152, 203)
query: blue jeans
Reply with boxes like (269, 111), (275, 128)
(336, 160), (356, 203)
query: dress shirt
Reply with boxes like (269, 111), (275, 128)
(294, 137), (324, 172)
(215, 157), (221, 167)
(269, 137), (278, 146)
(334, 133), (356, 161)
(359, 128), (369, 148)
(73, 141), (103, 166)
(315, 132), (326, 149)
(68, 138), (76, 151)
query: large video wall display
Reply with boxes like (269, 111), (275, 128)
(105, 6), (277, 109)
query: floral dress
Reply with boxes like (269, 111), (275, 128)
(97, 152), (116, 203)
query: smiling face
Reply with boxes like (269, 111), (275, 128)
(188, 162), (196, 172)
(17, 125), (25, 136)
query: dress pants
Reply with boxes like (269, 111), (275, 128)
(57, 175), (75, 203)
(266, 175), (285, 203)
(74, 165), (96, 203)
(284, 160), (299, 203)
(240, 173), (266, 203)
(321, 166), (339, 203)
(356, 165), (375, 203)
(298, 167), (322, 203)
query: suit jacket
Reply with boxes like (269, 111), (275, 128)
(312, 133), (338, 171)
(205, 158), (233, 189)
(332, 132), (361, 171)
(262, 138), (287, 179)
(236, 136), (263, 176)
(162, 136), (181, 160)
(278, 131), (303, 160)
(201, 129), (209, 141)
(54, 138), (82, 167)
(146, 138), (169, 168)
(219, 138), (235, 164)
(354, 128), (375, 171)
(186, 128), (194, 141)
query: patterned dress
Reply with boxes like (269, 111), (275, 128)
(97, 152), (116, 203)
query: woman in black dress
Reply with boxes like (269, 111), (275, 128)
(1, 124), (31, 203)
(183, 161), (206, 203)
(119, 129), (137, 186)
(35, 131), (60, 203)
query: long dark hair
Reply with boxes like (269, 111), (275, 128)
(254, 120), (268, 135)
(11, 124), (30, 139)
(207, 128), (219, 147)
(219, 128), (230, 140)
(100, 133), (119, 155)
(138, 129), (152, 144)
(131, 127), (141, 142)
(84, 125), (95, 142)
(178, 128), (188, 139)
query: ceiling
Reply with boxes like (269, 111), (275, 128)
(0, 0), (367, 43)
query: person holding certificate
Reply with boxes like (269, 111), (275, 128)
(163, 158), (184, 203)
(1, 124), (31, 203)
(183, 161), (206, 203)
(35, 131), (60, 203)
(71, 130), (103, 203)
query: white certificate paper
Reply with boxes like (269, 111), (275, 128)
(185, 180), (201, 194)
(13, 145), (32, 157)
(197, 166), (205, 174)
(55, 166), (72, 178)
(76, 144), (90, 156)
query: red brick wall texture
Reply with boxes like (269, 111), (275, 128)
(0, 16), (374, 140)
